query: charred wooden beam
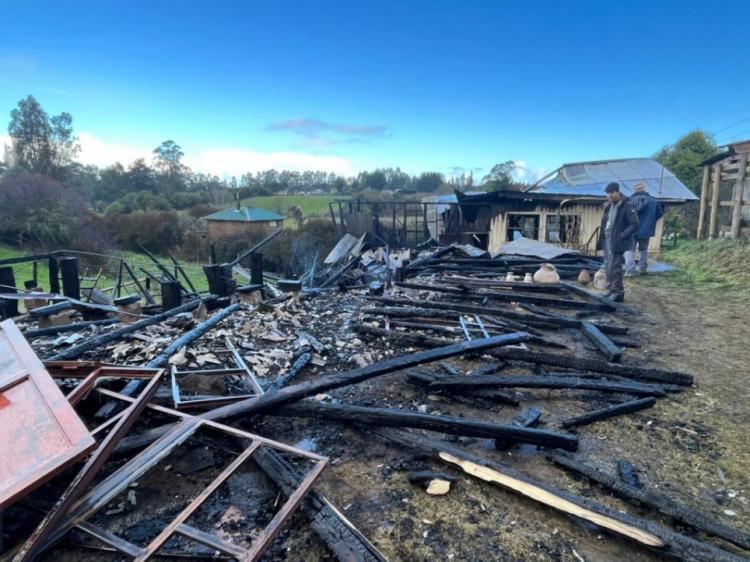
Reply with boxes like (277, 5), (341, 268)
(430, 374), (668, 397)
(355, 323), (456, 347)
(277, 400), (578, 451)
(618, 460), (642, 489)
(227, 227), (283, 268)
(581, 322), (623, 362)
(488, 347), (693, 386)
(561, 397), (657, 429)
(24, 318), (119, 339)
(395, 281), (607, 310)
(405, 369), (520, 406)
(28, 300), (72, 318)
(375, 429), (748, 562)
(145, 303), (240, 368)
(266, 352), (313, 393)
(49, 299), (202, 360)
(121, 260), (155, 305)
(0, 266), (19, 317)
(495, 407), (543, 449)
(60, 257), (80, 300)
(562, 281), (640, 316)
(551, 452), (750, 552)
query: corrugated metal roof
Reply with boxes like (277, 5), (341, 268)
(204, 206), (285, 222)
(529, 158), (697, 201)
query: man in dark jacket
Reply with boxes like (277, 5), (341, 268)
(625, 182), (664, 274)
(597, 182), (639, 302)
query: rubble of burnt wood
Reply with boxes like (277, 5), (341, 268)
(1, 237), (749, 562)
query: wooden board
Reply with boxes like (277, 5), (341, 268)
(0, 319), (96, 508)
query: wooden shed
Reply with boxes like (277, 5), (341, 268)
(697, 139), (750, 239)
(204, 206), (285, 241)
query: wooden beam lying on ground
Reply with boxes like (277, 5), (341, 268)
(373, 429), (748, 562)
(561, 397), (657, 429)
(49, 299), (202, 360)
(488, 347), (693, 386)
(277, 400), (578, 451)
(24, 318), (119, 339)
(581, 321), (623, 362)
(406, 369), (520, 406)
(113, 333), (532, 455)
(551, 452), (750, 552)
(430, 374), (668, 397)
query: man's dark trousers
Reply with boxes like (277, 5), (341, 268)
(605, 235), (624, 298)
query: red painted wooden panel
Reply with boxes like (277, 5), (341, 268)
(0, 319), (96, 508)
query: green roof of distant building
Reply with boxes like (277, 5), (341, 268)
(204, 206), (285, 222)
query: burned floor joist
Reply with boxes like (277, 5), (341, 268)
(23, 318), (119, 338)
(406, 369), (520, 406)
(551, 452), (750, 552)
(276, 400), (578, 451)
(429, 374), (669, 397)
(373, 428), (749, 562)
(560, 397), (657, 429)
(488, 347), (694, 386)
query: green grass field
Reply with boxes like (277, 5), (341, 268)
(241, 195), (344, 218)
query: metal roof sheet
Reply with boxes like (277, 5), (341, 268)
(530, 158), (697, 201)
(204, 206), (285, 222)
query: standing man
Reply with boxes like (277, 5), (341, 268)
(625, 182), (664, 275)
(598, 182), (639, 302)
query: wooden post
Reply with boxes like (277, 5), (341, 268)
(708, 163), (722, 240)
(730, 152), (748, 239)
(160, 280), (182, 311)
(697, 165), (710, 239)
(0, 266), (19, 317)
(48, 257), (60, 294)
(60, 257), (80, 300)
(250, 252), (264, 286)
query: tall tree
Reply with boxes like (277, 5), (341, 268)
(7, 95), (78, 177)
(153, 140), (187, 194)
(483, 161), (517, 191)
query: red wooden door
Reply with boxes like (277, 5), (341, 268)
(0, 319), (96, 508)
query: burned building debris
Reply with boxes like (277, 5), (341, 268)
(0, 231), (748, 562)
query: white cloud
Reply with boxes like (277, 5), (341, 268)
(72, 132), (355, 177)
(513, 160), (548, 184)
(76, 132), (152, 168)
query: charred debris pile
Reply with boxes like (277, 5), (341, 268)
(0, 234), (747, 562)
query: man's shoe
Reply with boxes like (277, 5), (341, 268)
(610, 294), (624, 303)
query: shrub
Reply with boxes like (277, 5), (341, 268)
(189, 203), (218, 218)
(109, 210), (184, 254)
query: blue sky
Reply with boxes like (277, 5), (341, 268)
(2, 0), (749, 180)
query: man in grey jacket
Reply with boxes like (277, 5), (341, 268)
(597, 182), (639, 302)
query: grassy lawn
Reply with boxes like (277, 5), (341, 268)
(633, 238), (750, 294)
(0, 245), (210, 306)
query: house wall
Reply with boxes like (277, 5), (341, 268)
(487, 202), (664, 256)
(207, 220), (282, 240)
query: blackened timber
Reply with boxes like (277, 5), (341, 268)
(277, 400), (578, 451)
(121, 260), (155, 305)
(60, 257), (81, 300)
(495, 407), (543, 449)
(581, 322), (623, 362)
(204, 333), (530, 422)
(24, 318), (119, 338)
(28, 300), (72, 318)
(562, 281), (640, 316)
(489, 348), (693, 386)
(430, 375), (668, 397)
(551, 452), (750, 552)
(375, 429), (748, 562)
(112, 334), (531, 455)
(404, 244), (456, 272)
(266, 352), (313, 393)
(617, 460), (642, 489)
(561, 397), (657, 428)
(395, 282), (607, 310)
(170, 256), (198, 294)
(145, 303), (240, 368)
(252, 448), (388, 562)
(49, 299), (202, 360)
(0, 266), (19, 317)
(370, 297), (628, 335)
(406, 369), (520, 406)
